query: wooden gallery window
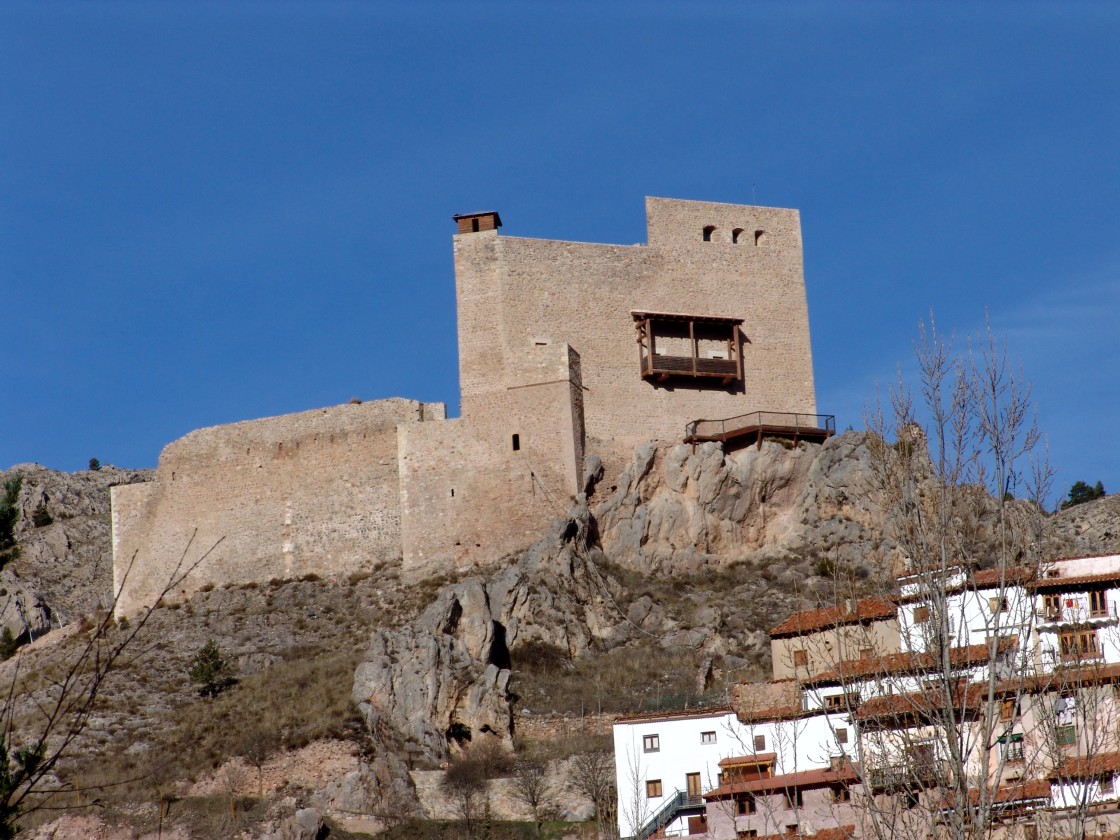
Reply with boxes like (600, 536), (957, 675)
(1059, 629), (1101, 661)
(632, 311), (743, 387)
(646, 779), (663, 798)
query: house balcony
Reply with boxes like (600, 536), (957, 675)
(1036, 601), (1118, 630)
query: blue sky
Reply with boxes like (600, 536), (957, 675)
(2, 2), (1117, 508)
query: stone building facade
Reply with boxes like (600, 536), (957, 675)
(112, 196), (820, 615)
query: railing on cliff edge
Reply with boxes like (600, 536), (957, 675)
(685, 411), (836, 447)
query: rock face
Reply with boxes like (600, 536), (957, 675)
(1048, 493), (1120, 558)
(353, 497), (625, 757)
(0, 463), (150, 633)
(593, 434), (890, 575)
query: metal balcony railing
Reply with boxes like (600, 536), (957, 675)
(685, 411), (836, 444)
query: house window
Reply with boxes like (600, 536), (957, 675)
(1000, 733), (1025, 763)
(687, 772), (702, 798)
(511, 434), (520, 451)
(643, 734), (660, 753)
(835, 727), (849, 745)
(859, 647), (875, 661)
(646, 779), (663, 798)
(737, 831), (758, 839)
(989, 596), (1008, 613)
(1101, 777), (1115, 795)
(1001, 698), (1017, 721)
(753, 734), (766, 752)
(785, 788), (803, 808)
(1091, 590), (1109, 617)
(913, 605), (931, 623)
(825, 692), (859, 711)
(1043, 593), (1062, 620)
(735, 793), (756, 815)
(1056, 724), (1077, 746)
(703, 225), (716, 242)
(732, 227), (744, 244)
(701, 731), (717, 744)
(793, 649), (808, 667)
(832, 784), (851, 802)
(1060, 629), (1101, 660)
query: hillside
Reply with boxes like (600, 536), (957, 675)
(1, 435), (1117, 838)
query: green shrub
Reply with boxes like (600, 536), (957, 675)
(0, 627), (18, 661)
(31, 504), (52, 528)
(0, 475), (22, 566)
(189, 639), (234, 698)
(88, 458), (100, 471)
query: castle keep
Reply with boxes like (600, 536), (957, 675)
(111, 197), (820, 615)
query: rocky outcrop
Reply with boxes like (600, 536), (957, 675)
(353, 498), (627, 758)
(593, 434), (889, 575)
(1048, 493), (1120, 558)
(0, 463), (150, 624)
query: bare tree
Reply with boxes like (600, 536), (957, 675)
(236, 727), (279, 798)
(0, 533), (221, 837)
(441, 754), (490, 838)
(510, 758), (554, 838)
(569, 749), (617, 839)
(847, 316), (1050, 840)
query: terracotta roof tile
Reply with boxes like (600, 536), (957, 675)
(807, 638), (1017, 686)
(769, 597), (896, 638)
(1049, 751), (1120, 780)
(704, 763), (859, 799)
(718, 752), (777, 768)
(613, 704), (731, 724)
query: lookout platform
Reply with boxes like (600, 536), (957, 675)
(685, 411), (836, 448)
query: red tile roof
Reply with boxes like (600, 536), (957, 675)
(718, 752), (777, 768)
(755, 827), (856, 840)
(1031, 571), (1120, 590)
(704, 762), (859, 799)
(806, 638), (1017, 687)
(769, 597), (897, 638)
(1049, 751), (1120, 781)
(613, 704), (731, 724)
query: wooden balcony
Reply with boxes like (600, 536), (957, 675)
(633, 310), (743, 387)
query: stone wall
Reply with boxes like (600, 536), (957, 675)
(112, 399), (442, 616)
(397, 345), (583, 576)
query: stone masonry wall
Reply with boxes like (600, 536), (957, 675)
(112, 398), (442, 616)
(397, 345), (583, 576)
(454, 197), (817, 467)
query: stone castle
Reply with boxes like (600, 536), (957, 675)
(111, 197), (820, 616)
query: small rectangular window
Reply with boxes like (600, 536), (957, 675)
(735, 793), (756, 815)
(913, 605), (931, 623)
(1101, 777), (1115, 794)
(835, 727), (848, 745)
(832, 785), (851, 802)
(646, 779), (663, 798)
(989, 596), (1008, 613)
(701, 731), (717, 744)
(1056, 724), (1077, 746)
(1091, 590), (1109, 617)
(753, 734), (766, 752)
(785, 788), (803, 808)
(1001, 698), (1017, 721)
(793, 649), (808, 667)
(643, 734), (660, 753)
(511, 434), (520, 451)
